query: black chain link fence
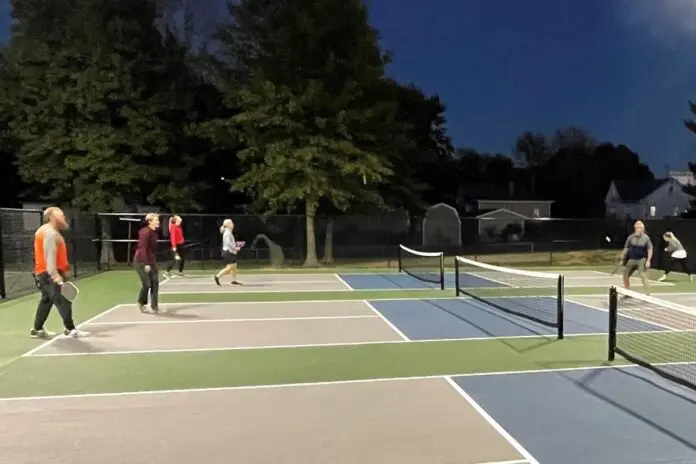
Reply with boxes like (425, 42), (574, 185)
(0, 208), (101, 299)
(1, 206), (690, 300)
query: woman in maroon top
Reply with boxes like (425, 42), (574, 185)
(164, 215), (185, 278)
(134, 213), (160, 313)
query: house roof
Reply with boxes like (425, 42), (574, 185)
(457, 182), (548, 202)
(613, 179), (670, 202)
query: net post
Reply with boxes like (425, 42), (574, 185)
(439, 254), (445, 290)
(454, 257), (460, 297)
(608, 286), (618, 361)
(556, 274), (564, 340)
(0, 212), (5, 299)
(397, 246), (403, 273)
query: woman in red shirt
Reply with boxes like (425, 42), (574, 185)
(164, 215), (185, 278)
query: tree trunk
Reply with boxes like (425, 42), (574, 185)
(322, 216), (334, 264)
(98, 215), (116, 269)
(303, 201), (320, 267)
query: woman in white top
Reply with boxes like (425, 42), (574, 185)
(214, 219), (242, 286)
(659, 231), (692, 282)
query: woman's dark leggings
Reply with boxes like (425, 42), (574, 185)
(166, 247), (185, 273)
(664, 257), (690, 276)
(135, 262), (159, 308)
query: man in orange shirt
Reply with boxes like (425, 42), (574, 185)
(31, 207), (89, 339)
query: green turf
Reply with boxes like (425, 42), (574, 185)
(0, 334), (624, 398)
(0, 267), (693, 399)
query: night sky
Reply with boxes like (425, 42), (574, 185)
(1, 0), (694, 174)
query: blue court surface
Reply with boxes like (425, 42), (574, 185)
(367, 296), (666, 340)
(368, 297), (695, 463)
(339, 272), (499, 290)
(454, 365), (696, 463)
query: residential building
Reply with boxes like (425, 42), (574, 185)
(605, 178), (693, 219)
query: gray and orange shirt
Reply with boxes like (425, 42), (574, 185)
(33, 224), (69, 277)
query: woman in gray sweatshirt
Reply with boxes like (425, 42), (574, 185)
(659, 231), (691, 282)
(214, 219), (243, 286)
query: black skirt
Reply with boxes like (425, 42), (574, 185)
(222, 250), (238, 265)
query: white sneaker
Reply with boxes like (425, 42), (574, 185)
(658, 275), (667, 282)
(30, 329), (56, 339)
(63, 329), (90, 338)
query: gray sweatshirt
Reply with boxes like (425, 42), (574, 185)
(665, 236), (685, 253)
(222, 229), (238, 254)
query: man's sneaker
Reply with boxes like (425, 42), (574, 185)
(150, 306), (159, 314)
(138, 303), (147, 313)
(231, 281), (243, 286)
(64, 329), (90, 338)
(214, 276), (221, 286)
(30, 329), (56, 339)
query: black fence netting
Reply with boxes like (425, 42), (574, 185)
(0, 208), (101, 299)
(1, 206), (692, 300)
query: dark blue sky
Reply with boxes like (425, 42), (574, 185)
(1, 0), (695, 174)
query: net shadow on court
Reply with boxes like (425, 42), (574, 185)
(422, 298), (558, 354)
(567, 367), (696, 453)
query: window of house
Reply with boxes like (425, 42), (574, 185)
(532, 208), (540, 218)
(674, 206), (681, 216)
(649, 206), (656, 217)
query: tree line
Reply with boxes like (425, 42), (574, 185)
(0, 0), (691, 265)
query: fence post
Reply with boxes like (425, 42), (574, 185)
(0, 212), (5, 299)
(71, 214), (79, 279)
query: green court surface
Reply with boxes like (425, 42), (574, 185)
(0, 266), (693, 399)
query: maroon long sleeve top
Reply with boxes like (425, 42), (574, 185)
(134, 226), (158, 265)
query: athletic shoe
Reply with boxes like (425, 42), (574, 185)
(691, 275), (694, 282)
(151, 306), (159, 314)
(658, 275), (667, 282)
(30, 329), (56, 339)
(231, 281), (242, 285)
(214, 276), (221, 286)
(138, 303), (147, 313)
(63, 329), (90, 338)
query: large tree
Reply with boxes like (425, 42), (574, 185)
(7, 0), (206, 211)
(204, 0), (396, 266)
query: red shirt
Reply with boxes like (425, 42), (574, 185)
(169, 223), (184, 248)
(134, 226), (157, 265)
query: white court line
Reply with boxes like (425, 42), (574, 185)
(361, 300), (410, 341)
(475, 460), (529, 464)
(334, 273), (354, 291)
(145, 294), (609, 306)
(162, 279), (344, 285)
(3, 362), (695, 402)
(565, 297), (679, 331)
(24, 331), (618, 358)
(159, 287), (449, 294)
(87, 315), (379, 326)
(467, 271), (518, 288)
(444, 377), (540, 464)
(21, 304), (125, 357)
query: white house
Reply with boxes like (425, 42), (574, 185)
(605, 178), (693, 219)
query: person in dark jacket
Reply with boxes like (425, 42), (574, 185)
(134, 213), (160, 313)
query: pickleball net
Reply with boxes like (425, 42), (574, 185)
(397, 245), (445, 290)
(454, 256), (565, 339)
(608, 286), (696, 391)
